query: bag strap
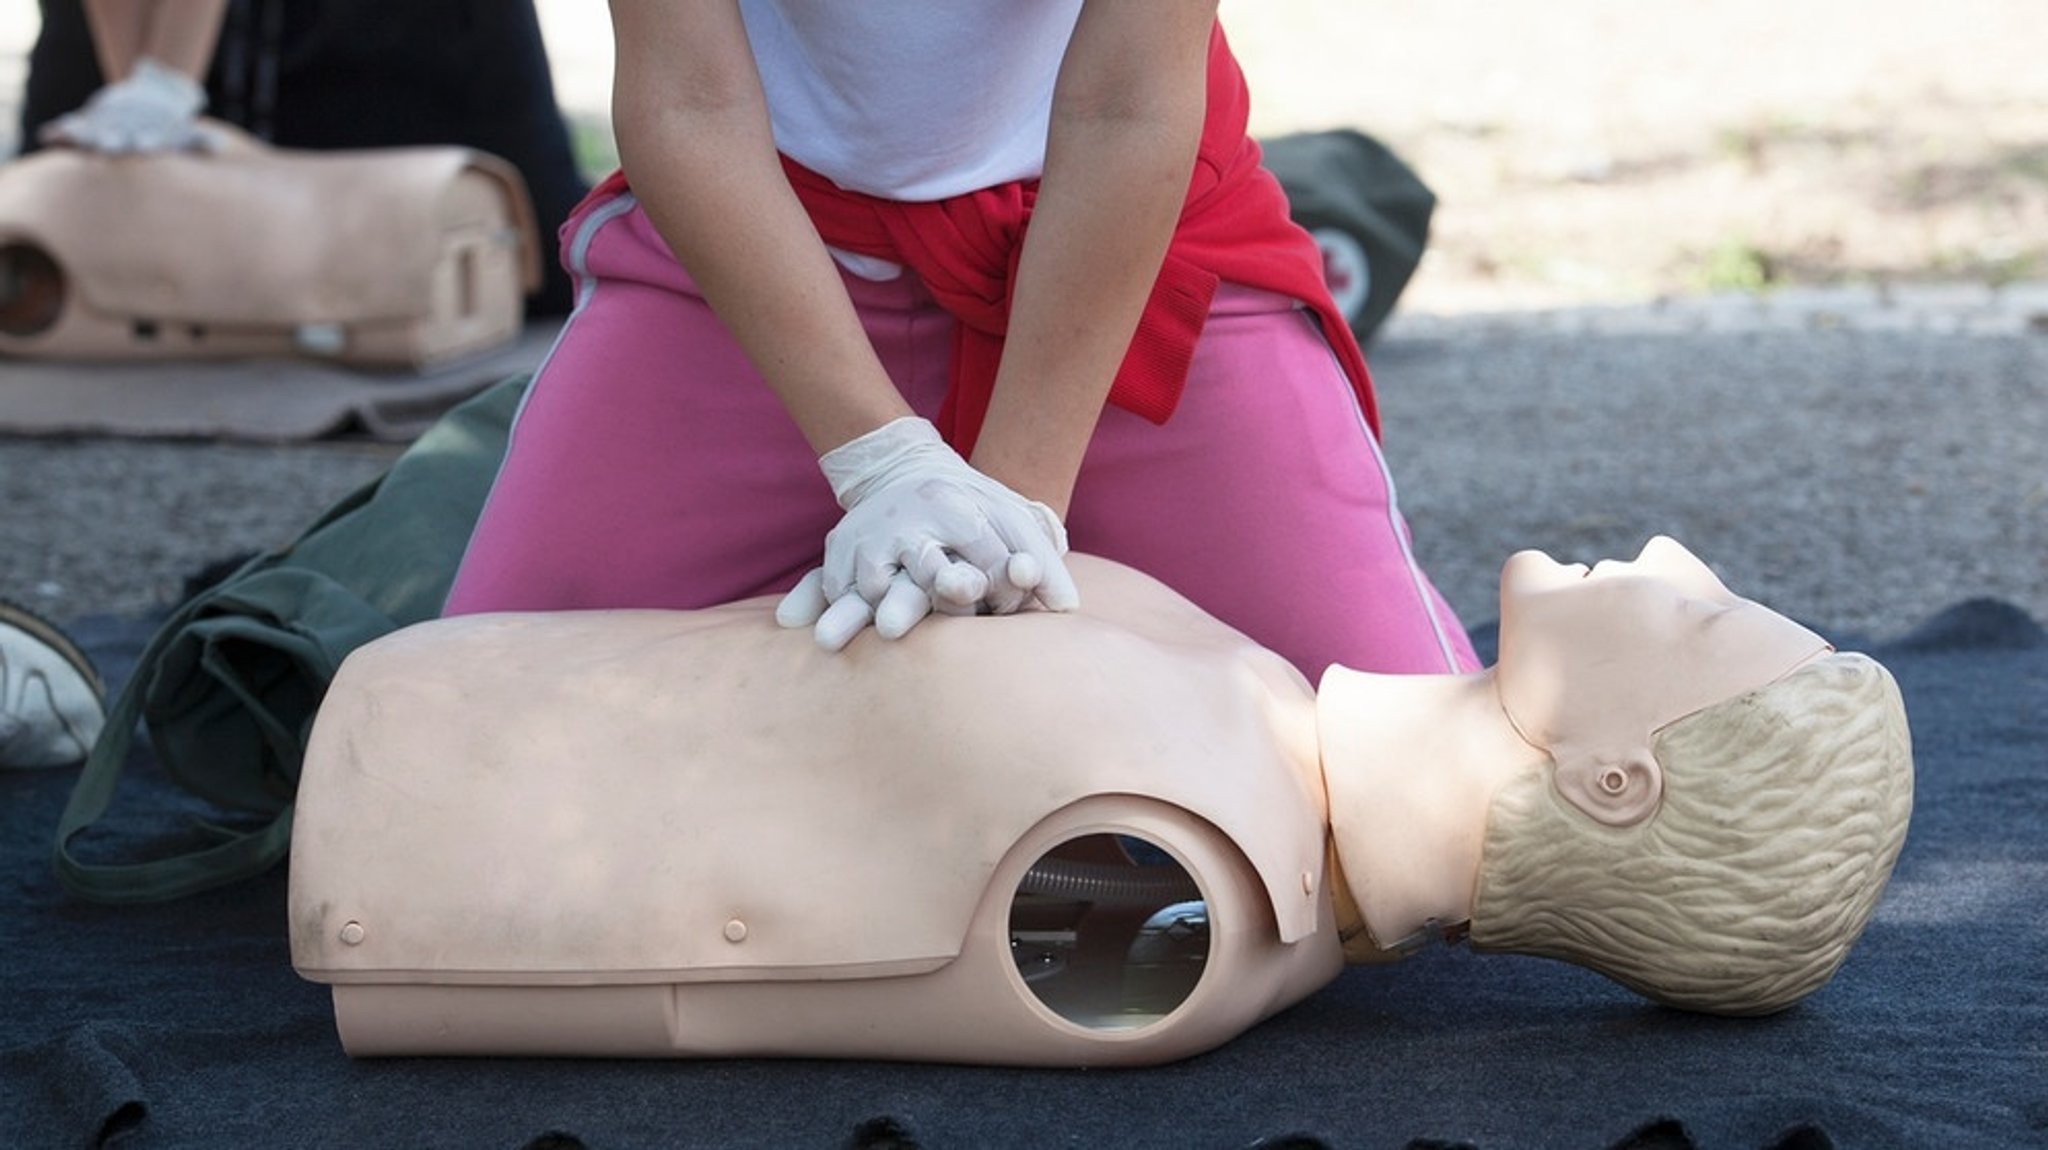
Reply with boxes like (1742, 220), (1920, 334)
(48, 377), (525, 904)
(51, 564), (296, 904)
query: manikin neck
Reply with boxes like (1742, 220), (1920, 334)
(1316, 667), (1548, 952)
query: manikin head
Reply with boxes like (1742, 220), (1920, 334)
(1469, 537), (1914, 1014)
(1491, 534), (1837, 829)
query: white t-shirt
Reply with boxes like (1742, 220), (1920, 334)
(738, 0), (1086, 203)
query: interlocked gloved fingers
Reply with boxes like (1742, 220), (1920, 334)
(774, 552), (1006, 653)
(772, 417), (1079, 651)
(977, 507), (1079, 616)
(39, 58), (216, 154)
(775, 569), (859, 653)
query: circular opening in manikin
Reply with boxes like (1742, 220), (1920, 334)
(0, 243), (66, 338)
(1008, 833), (1211, 1031)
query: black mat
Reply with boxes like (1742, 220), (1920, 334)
(3, 603), (2043, 1150)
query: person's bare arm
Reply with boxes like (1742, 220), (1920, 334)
(606, 0), (911, 455)
(968, 1), (1218, 518)
(81, 0), (229, 81)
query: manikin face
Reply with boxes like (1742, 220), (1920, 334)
(1493, 536), (1831, 826)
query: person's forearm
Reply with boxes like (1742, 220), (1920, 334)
(969, 5), (1212, 518)
(620, 109), (914, 456)
(81, 0), (228, 81)
(610, 3), (909, 457)
(970, 116), (1198, 516)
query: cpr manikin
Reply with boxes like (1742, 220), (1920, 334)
(288, 538), (1913, 1065)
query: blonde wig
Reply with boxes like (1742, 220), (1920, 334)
(1470, 652), (1912, 1015)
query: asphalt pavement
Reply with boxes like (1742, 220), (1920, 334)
(3, 286), (2043, 644)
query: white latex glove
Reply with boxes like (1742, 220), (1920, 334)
(775, 417), (1080, 651)
(39, 58), (216, 154)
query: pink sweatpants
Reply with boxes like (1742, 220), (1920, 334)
(445, 190), (1478, 679)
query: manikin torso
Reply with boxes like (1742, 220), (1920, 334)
(292, 555), (1341, 1064)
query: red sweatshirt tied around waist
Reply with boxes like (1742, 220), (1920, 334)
(589, 23), (1377, 457)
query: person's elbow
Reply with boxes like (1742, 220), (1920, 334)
(1048, 3), (1215, 166)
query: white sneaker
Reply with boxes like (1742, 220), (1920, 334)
(0, 601), (107, 769)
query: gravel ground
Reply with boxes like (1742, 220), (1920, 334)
(1216, 0), (2048, 314)
(523, 0), (2048, 314)
(8, 1), (2042, 313)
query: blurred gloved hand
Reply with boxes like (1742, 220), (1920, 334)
(775, 417), (1080, 652)
(39, 57), (217, 154)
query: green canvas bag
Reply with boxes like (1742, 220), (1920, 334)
(1264, 129), (1436, 346)
(54, 375), (527, 903)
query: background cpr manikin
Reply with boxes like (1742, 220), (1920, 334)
(289, 538), (1912, 1065)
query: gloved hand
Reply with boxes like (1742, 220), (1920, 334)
(776, 417), (1080, 651)
(39, 58), (217, 154)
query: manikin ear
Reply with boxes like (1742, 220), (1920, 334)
(1550, 744), (1663, 827)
